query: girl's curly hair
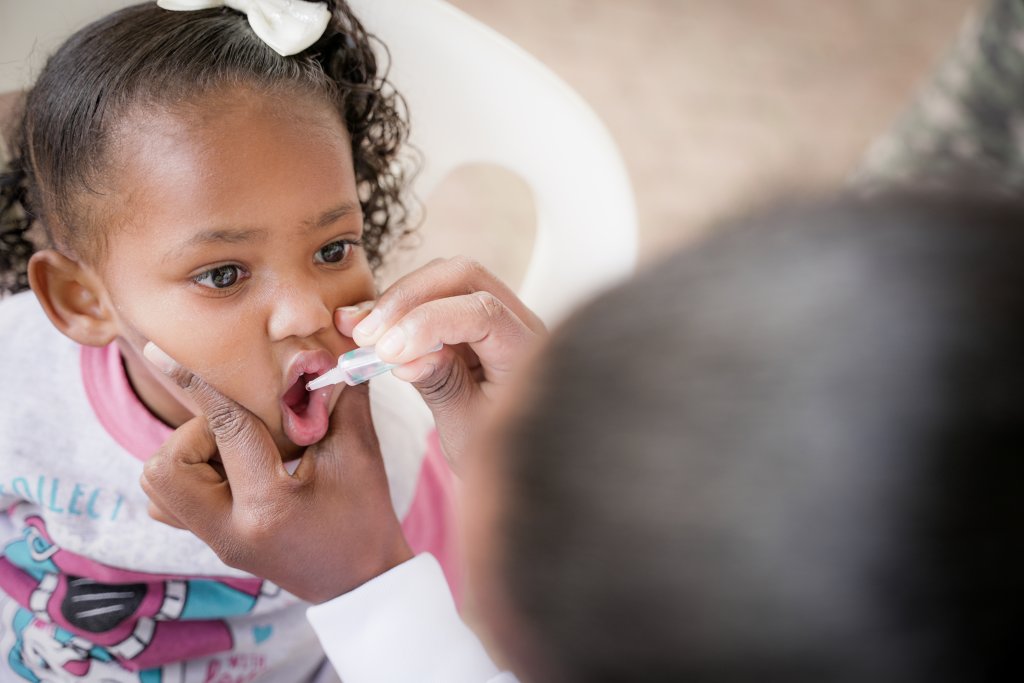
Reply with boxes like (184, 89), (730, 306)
(0, 1), (414, 296)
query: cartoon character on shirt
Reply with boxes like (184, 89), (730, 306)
(0, 514), (274, 680)
(3, 604), (169, 683)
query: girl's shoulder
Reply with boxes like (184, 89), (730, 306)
(0, 289), (39, 314)
(0, 290), (66, 353)
(0, 289), (48, 323)
(0, 291), (76, 390)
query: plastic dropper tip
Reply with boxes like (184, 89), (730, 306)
(305, 372), (338, 391)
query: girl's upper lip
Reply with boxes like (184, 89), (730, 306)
(283, 349), (338, 394)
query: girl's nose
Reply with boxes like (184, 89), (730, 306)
(266, 282), (333, 342)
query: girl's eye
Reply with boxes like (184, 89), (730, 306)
(315, 240), (354, 264)
(193, 265), (245, 289)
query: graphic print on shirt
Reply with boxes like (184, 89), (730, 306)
(0, 514), (275, 681)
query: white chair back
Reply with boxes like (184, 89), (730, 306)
(349, 0), (637, 323)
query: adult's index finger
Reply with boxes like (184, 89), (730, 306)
(353, 257), (546, 346)
(143, 342), (285, 488)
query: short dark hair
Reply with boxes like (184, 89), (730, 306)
(1, 1), (412, 294)
(498, 193), (1024, 682)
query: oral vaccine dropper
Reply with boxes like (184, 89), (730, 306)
(306, 343), (443, 390)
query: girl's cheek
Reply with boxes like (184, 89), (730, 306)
(128, 316), (244, 393)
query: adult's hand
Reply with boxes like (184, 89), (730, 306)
(337, 257), (546, 469)
(140, 343), (412, 604)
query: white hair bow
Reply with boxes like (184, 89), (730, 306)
(157, 0), (331, 57)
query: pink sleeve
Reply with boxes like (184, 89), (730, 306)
(400, 430), (462, 602)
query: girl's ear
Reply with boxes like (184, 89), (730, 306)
(28, 249), (118, 347)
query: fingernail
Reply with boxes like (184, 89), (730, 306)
(337, 300), (374, 314)
(377, 326), (407, 358)
(354, 308), (383, 339)
(143, 342), (177, 374)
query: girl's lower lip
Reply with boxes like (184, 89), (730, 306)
(281, 386), (333, 446)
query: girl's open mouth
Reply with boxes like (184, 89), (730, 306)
(280, 351), (337, 446)
(282, 373), (315, 414)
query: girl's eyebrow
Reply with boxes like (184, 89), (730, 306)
(305, 201), (361, 231)
(163, 202), (361, 262)
(164, 227), (268, 262)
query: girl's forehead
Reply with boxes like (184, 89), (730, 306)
(111, 91), (351, 184)
(95, 90), (358, 243)
(116, 85), (347, 148)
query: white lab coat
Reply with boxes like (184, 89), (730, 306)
(307, 554), (520, 682)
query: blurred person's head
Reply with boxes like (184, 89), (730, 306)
(466, 194), (1024, 682)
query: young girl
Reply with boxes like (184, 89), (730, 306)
(0, 2), (457, 681)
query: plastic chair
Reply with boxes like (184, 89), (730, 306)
(0, 0), (638, 324)
(349, 0), (638, 324)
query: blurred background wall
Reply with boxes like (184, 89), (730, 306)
(428, 0), (979, 287)
(0, 0), (979, 287)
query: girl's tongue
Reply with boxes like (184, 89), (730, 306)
(281, 374), (331, 446)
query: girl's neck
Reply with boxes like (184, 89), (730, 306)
(116, 338), (196, 430)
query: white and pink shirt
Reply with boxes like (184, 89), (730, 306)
(0, 291), (460, 683)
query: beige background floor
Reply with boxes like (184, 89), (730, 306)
(2, 0), (981, 290)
